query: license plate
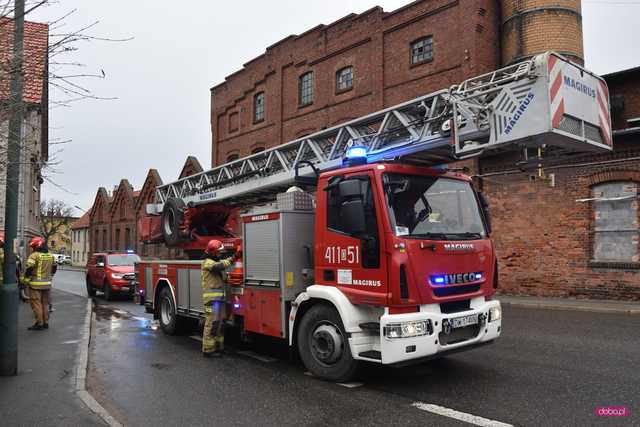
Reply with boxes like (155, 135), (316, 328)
(450, 314), (478, 329)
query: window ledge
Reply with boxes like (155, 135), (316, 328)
(589, 261), (640, 270)
(253, 118), (265, 125)
(335, 86), (353, 95)
(410, 57), (433, 69)
(298, 101), (313, 109)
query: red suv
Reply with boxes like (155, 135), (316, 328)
(86, 252), (141, 300)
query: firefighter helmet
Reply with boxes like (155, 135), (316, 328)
(29, 236), (46, 250)
(205, 239), (224, 256)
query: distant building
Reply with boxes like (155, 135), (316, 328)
(70, 211), (90, 266)
(44, 215), (77, 255)
(0, 17), (49, 260)
(86, 158), (201, 259)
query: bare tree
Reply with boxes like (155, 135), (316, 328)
(0, 1), (131, 183)
(39, 198), (73, 251)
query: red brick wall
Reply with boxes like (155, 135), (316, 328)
(606, 70), (640, 130)
(479, 137), (640, 301)
(210, 0), (500, 166)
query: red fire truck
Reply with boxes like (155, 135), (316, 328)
(136, 52), (612, 381)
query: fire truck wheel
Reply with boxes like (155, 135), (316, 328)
(297, 304), (359, 382)
(162, 198), (186, 246)
(158, 286), (180, 335)
(103, 280), (113, 301)
(86, 276), (96, 297)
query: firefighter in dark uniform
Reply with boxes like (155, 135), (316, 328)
(24, 237), (56, 331)
(201, 240), (236, 357)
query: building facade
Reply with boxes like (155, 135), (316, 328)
(478, 68), (640, 300)
(86, 158), (202, 260)
(0, 18), (49, 260)
(210, 0), (502, 165)
(70, 211), (90, 266)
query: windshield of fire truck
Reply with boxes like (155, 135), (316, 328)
(383, 173), (486, 240)
(107, 254), (141, 266)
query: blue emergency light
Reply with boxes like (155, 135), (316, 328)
(127, 249), (134, 254)
(433, 276), (445, 285)
(233, 303), (241, 309)
(344, 145), (368, 166)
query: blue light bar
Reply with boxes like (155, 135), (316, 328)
(475, 273), (482, 280)
(433, 276), (445, 285)
(233, 303), (241, 309)
(346, 146), (367, 159)
(127, 249), (134, 254)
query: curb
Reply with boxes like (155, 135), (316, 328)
(499, 300), (640, 315)
(75, 299), (123, 427)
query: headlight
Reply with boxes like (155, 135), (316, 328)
(489, 306), (501, 322)
(384, 320), (432, 339)
(111, 273), (124, 279)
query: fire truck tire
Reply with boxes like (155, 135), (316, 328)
(86, 276), (96, 297)
(158, 286), (182, 335)
(162, 198), (186, 246)
(103, 280), (113, 301)
(297, 304), (359, 382)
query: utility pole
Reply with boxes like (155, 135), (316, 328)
(1, 0), (25, 376)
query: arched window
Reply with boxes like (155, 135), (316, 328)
(336, 66), (354, 92)
(254, 92), (265, 123)
(251, 147), (265, 154)
(226, 153), (240, 163)
(592, 181), (639, 263)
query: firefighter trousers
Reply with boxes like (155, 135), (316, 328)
(202, 300), (225, 354)
(30, 288), (50, 326)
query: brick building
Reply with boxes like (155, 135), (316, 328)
(86, 158), (203, 260)
(205, 0), (639, 300)
(0, 18), (49, 260)
(210, 0), (501, 165)
(479, 68), (640, 300)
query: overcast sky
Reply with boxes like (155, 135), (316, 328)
(29, 0), (640, 216)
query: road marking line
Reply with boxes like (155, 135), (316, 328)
(237, 350), (277, 363)
(411, 402), (512, 427)
(337, 382), (364, 388)
(189, 335), (203, 342)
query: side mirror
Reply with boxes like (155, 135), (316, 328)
(342, 199), (366, 235)
(478, 192), (492, 235)
(97, 262), (105, 268)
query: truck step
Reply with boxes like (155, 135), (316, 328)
(359, 322), (380, 333)
(358, 350), (381, 360)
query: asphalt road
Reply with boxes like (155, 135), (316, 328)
(53, 269), (638, 426)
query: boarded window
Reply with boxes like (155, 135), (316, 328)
(229, 112), (239, 132)
(592, 182), (639, 263)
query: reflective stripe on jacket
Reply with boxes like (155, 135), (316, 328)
(26, 252), (54, 289)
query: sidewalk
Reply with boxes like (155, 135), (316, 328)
(0, 290), (105, 426)
(497, 294), (640, 315)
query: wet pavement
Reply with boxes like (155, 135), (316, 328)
(53, 269), (639, 426)
(0, 289), (105, 426)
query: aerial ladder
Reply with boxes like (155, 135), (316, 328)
(139, 51), (612, 249)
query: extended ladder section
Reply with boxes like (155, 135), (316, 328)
(150, 51), (612, 212)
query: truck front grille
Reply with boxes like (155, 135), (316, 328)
(433, 284), (480, 297)
(439, 324), (480, 345)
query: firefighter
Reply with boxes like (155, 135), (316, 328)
(24, 237), (56, 331)
(201, 239), (235, 357)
